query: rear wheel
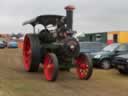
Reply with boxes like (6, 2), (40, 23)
(43, 53), (59, 81)
(23, 34), (40, 72)
(75, 53), (93, 80)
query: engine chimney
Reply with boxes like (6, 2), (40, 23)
(65, 5), (75, 30)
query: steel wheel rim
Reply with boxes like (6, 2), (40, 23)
(75, 54), (89, 79)
(44, 54), (55, 81)
(102, 60), (110, 69)
(23, 36), (32, 71)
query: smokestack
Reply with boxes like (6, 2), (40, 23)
(65, 5), (75, 30)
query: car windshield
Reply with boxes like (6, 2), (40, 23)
(80, 42), (106, 52)
(103, 43), (119, 52)
(116, 44), (128, 51)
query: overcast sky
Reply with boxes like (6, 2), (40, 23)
(0, 0), (128, 35)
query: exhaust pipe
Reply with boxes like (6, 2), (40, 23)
(65, 5), (75, 31)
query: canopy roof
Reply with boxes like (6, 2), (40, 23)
(23, 15), (65, 27)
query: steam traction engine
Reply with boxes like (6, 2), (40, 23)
(23, 5), (93, 81)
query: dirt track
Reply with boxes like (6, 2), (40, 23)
(0, 49), (128, 96)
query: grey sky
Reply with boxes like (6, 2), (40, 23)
(0, 0), (128, 35)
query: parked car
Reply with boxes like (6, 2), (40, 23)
(2, 40), (7, 47)
(92, 43), (128, 69)
(112, 53), (128, 74)
(80, 42), (106, 54)
(7, 41), (18, 48)
(0, 41), (6, 48)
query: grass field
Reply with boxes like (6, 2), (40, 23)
(0, 49), (128, 96)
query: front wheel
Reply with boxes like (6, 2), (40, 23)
(43, 53), (59, 81)
(74, 53), (93, 80)
(118, 69), (128, 74)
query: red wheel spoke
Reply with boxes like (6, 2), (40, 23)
(27, 49), (32, 55)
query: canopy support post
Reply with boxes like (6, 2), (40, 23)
(33, 26), (36, 34)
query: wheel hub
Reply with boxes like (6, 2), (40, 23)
(47, 64), (54, 68)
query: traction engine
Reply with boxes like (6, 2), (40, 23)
(22, 5), (93, 81)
